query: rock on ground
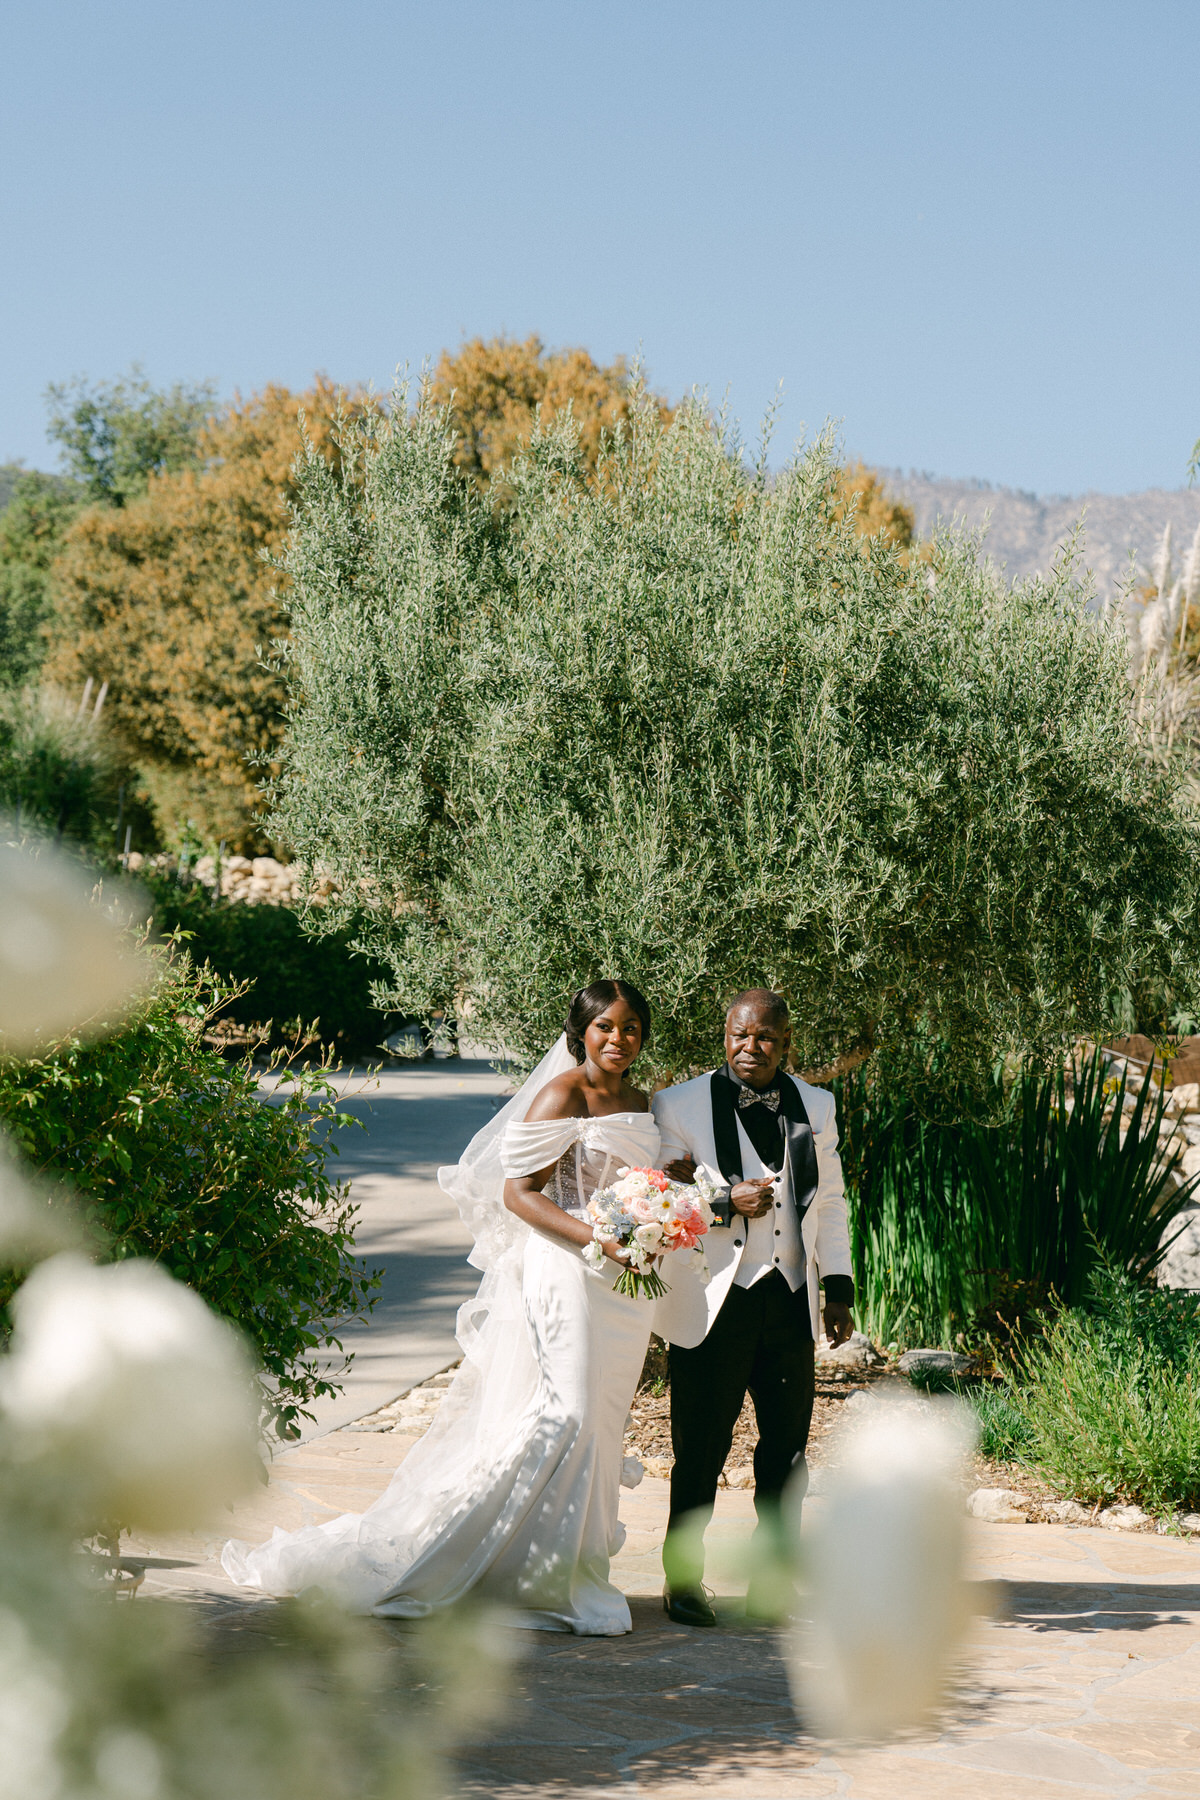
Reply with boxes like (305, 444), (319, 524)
(967, 1487), (1030, 1523)
(815, 1330), (884, 1373)
(898, 1347), (973, 1377)
(1159, 1204), (1200, 1291)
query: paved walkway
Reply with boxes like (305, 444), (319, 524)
(127, 1066), (1200, 1791)
(282, 1057), (511, 1439)
(127, 1425), (1200, 1799)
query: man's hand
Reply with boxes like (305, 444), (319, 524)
(823, 1301), (854, 1349)
(730, 1178), (775, 1219)
(662, 1155), (697, 1183)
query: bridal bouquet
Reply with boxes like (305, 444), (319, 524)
(583, 1166), (716, 1299)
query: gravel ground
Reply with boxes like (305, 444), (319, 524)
(623, 1366), (878, 1486)
(623, 1362), (1096, 1516)
(364, 1348), (1193, 1535)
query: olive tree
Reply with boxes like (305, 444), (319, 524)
(271, 387), (1200, 1088)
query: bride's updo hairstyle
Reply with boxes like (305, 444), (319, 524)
(565, 980), (652, 1065)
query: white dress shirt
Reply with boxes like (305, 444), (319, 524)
(730, 1115), (806, 1293)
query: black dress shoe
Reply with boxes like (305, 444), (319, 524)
(663, 1584), (717, 1627)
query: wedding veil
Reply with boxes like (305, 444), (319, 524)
(360, 1034), (578, 1514)
(221, 1036), (580, 1606)
(439, 1031), (577, 1291)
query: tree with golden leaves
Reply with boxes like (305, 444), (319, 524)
(430, 334), (673, 497)
(432, 335), (914, 548)
(835, 461), (915, 551)
(46, 380), (364, 848)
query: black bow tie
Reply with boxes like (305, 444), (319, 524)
(736, 1084), (781, 1113)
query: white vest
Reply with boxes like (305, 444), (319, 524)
(731, 1116), (806, 1292)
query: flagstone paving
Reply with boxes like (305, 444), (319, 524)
(125, 1425), (1200, 1799)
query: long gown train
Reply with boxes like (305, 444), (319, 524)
(222, 1083), (659, 1636)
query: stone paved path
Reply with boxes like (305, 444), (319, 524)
(126, 1424), (1200, 1799)
(287, 1058), (510, 1438)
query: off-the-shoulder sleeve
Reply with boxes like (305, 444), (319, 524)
(500, 1118), (582, 1177)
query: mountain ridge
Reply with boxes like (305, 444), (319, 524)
(884, 470), (1200, 597)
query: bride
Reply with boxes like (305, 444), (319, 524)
(223, 979), (676, 1635)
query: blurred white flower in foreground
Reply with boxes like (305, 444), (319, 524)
(0, 839), (150, 1054)
(0, 1255), (261, 1531)
(0, 1147), (77, 1264)
(787, 1396), (976, 1741)
(0, 1609), (68, 1800)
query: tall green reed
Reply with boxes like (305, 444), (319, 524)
(837, 1049), (1198, 1348)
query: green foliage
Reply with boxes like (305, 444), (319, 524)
(0, 471), (84, 688)
(144, 873), (395, 1053)
(963, 1382), (1035, 1461)
(0, 956), (378, 1437)
(2, 367), (213, 693)
(1003, 1265), (1200, 1510)
(839, 1048), (1199, 1347)
(0, 461), (24, 512)
(271, 385), (1200, 1089)
(45, 366), (214, 507)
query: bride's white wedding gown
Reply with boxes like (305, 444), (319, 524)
(222, 1047), (658, 1637)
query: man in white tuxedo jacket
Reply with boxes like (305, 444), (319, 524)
(651, 989), (854, 1627)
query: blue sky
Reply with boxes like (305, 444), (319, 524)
(3, 1), (1197, 495)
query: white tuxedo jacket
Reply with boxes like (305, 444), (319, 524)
(651, 1071), (852, 1348)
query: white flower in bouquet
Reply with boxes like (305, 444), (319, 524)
(582, 1166), (714, 1298)
(633, 1222), (666, 1255)
(0, 1254), (261, 1532)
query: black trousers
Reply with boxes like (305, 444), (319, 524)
(667, 1271), (815, 1547)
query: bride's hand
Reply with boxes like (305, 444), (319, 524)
(599, 1239), (657, 1268)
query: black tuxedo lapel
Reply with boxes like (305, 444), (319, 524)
(778, 1076), (818, 1217)
(709, 1068), (743, 1186)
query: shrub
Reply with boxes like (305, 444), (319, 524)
(270, 384), (1200, 1092)
(964, 1383), (1035, 1462)
(0, 954), (379, 1437)
(839, 1048), (1200, 1347)
(1003, 1266), (1200, 1511)
(143, 872), (395, 1054)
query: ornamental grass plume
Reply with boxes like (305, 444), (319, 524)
(1118, 520), (1200, 770)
